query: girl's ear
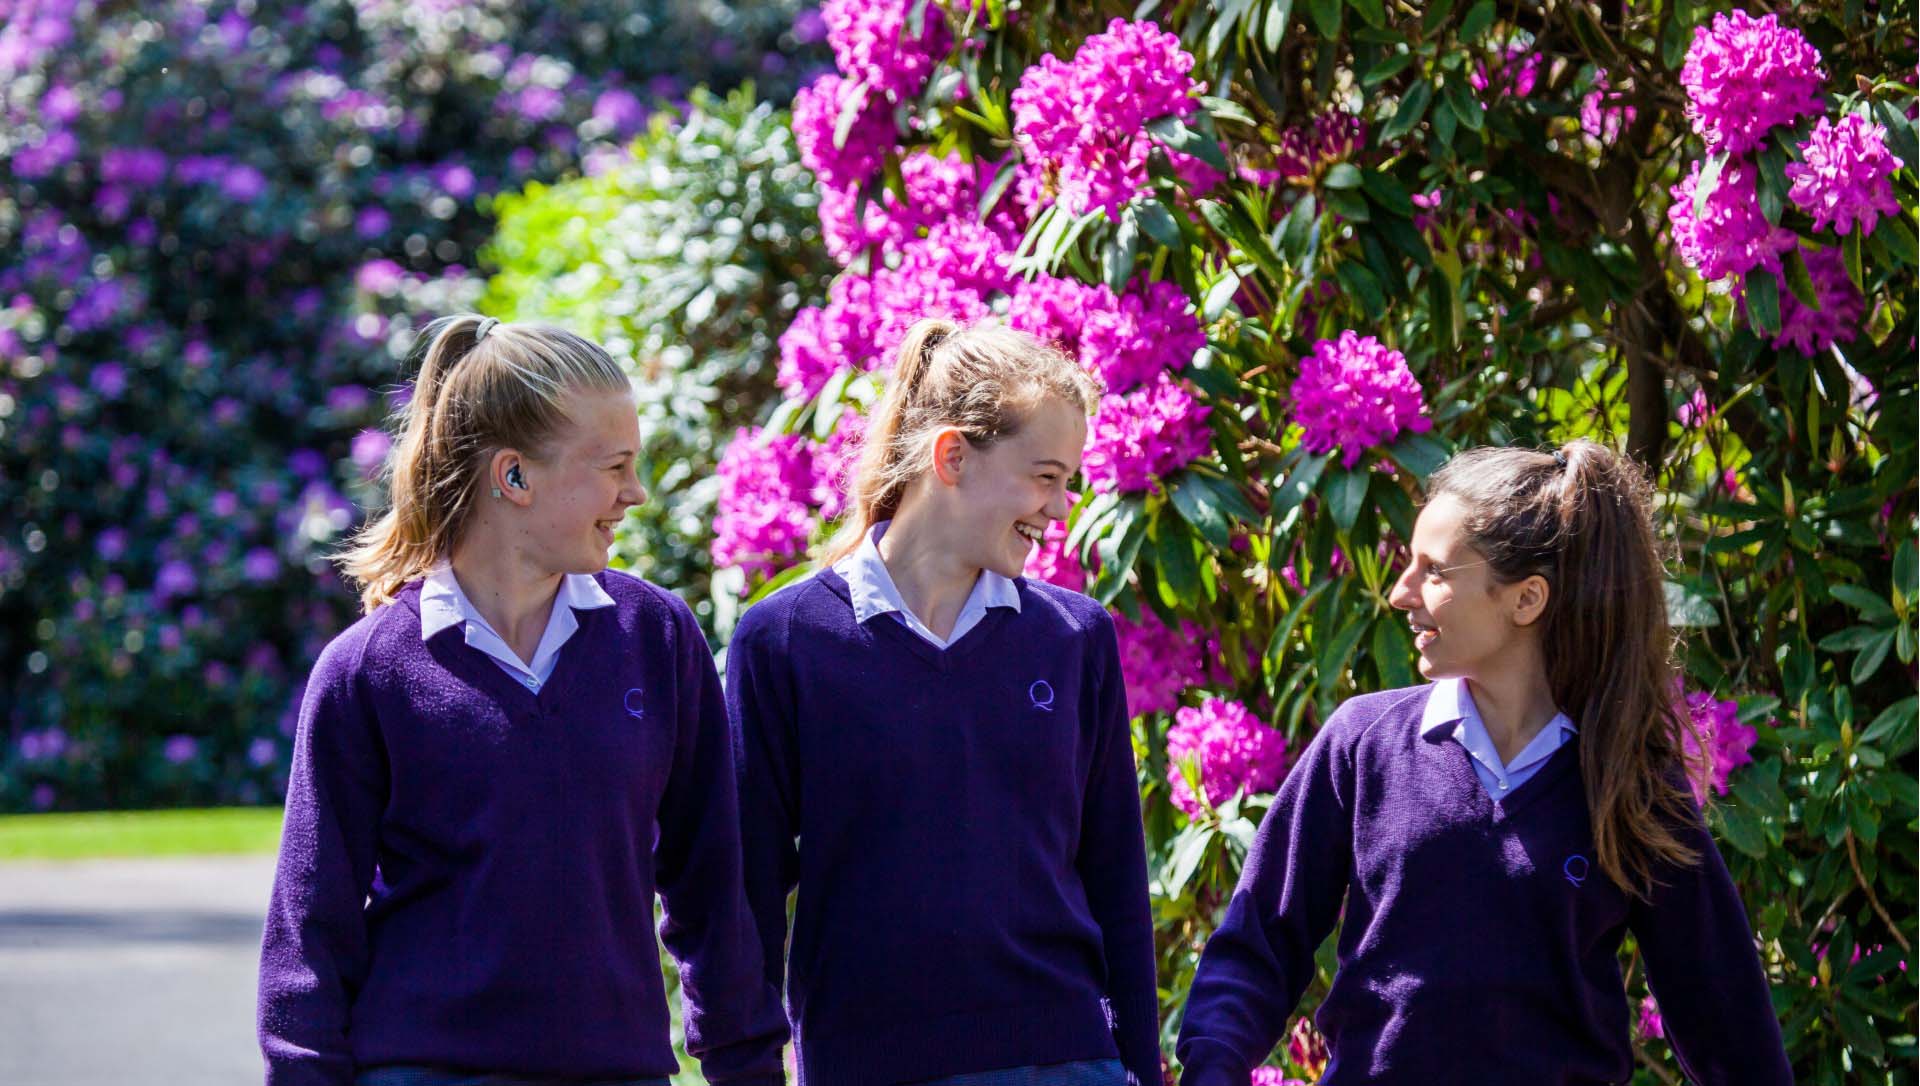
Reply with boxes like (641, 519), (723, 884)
(930, 427), (969, 486)
(1510, 573), (1551, 627)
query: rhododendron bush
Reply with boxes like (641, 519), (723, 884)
(689, 1), (1911, 1078)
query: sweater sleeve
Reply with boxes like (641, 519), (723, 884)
(724, 599), (804, 1016)
(1627, 803), (1792, 1086)
(653, 592), (790, 1086)
(258, 628), (386, 1086)
(1075, 612), (1162, 1086)
(1175, 708), (1356, 1086)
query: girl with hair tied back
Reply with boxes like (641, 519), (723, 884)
(726, 319), (1161, 1086)
(257, 316), (786, 1086)
(1176, 441), (1791, 1085)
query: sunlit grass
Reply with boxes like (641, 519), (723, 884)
(0, 807), (283, 861)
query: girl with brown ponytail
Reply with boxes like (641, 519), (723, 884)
(1178, 441), (1790, 1085)
(726, 319), (1162, 1086)
(258, 316), (786, 1086)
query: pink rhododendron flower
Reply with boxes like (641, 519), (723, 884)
(1580, 71), (1637, 143)
(1008, 274), (1204, 393)
(1022, 519), (1087, 593)
(1679, 685), (1759, 803)
(1773, 245), (1865, 356)
(1667, 157), (1795, 282)
(1113, 610), (1213, 717)
(868, 220), (1014, 363)
(823, 0), (953, 102)
(1786, 113), (1905, 236)
(813, 410), (867, 523)
(1011, 18), (1210, 218)
(1286, 1018), (1330, 1079)
(817, 152), (1018, 265)
(776, 274), (882, 398)
(1166, 696), (1288, 815)
(792, 72), (894, 189)
(1470, 41), (1543, 100)
(1291, 331), (1432, 468)
(1676, 388), (1711, 428)
(1081, 372), (1213, 492)
(1680, 11), (1826, 156)
(711, 427), (819, 582)
(1638, 996), (1665, 1039)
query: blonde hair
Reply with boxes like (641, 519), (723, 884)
(821, 318), (1104, 565)
(339, 314), (630, 613)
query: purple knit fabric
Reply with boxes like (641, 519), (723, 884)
(726, 570), (1159, 1086)
(258, 573), (786, 1086)
(1177, 685), (1791, 1086)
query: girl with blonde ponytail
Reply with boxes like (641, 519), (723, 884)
(728, 319), (1162, 1086)
(259, 315), (785, 1086)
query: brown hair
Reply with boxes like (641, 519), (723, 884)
(338, 314), (629, 613)
(821, 318), (1104, 565)
(1426, 439), (1707, 898)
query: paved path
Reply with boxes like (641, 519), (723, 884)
(0, 854), (276, 1086)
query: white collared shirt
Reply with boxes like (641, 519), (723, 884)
(1421, 677), (1577, 798)
(418, 564), (617, 693)
(831, 520), (1021, 649)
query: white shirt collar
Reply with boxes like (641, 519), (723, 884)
(418, 564), (616, 684)
(831, 520), (1020, 647)
(1422, 677), (1577, 743)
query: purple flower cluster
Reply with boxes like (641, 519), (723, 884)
(1114, 610), (1214, 717)
(1680, 11), (1826, 157)
(1081, 372), (1214, 492)
(1667, 157), (1795, 282)
(1580, 71), (1637, 143)
(777, 274), (882, 398)
(823, 0), (953, 101)
(1007, 274), (1205, 393)
(1290, 331), (1432, 468)
(1262, 111), (1366, 187)
(868, 220), (1014, 362)
(1638, 996), (1665, 1040)
(1773, 246), (1865, 356)
(1011, 18), (1208, 218)
(1470, 41), (1544, 101)
(818, 151), (1015, 265)
(1679, 686), (1760, 803)
(791, 72), (895, 189)
(1165, 696), (1288, 816)
(1022, 520), (1088, 593)
(711, 427), (823, 580)
(1786, 113), (1905, 236)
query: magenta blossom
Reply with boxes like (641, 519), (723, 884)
(777, 273), (882, 398)
(1787, 113), (1905, 236)
(711, 427), (820, 583)
(1470, 41), (1543, 100)
(1166, 696), (1288, 816)
(1679, 685), (1759, 803)
(1007, 274), (1205, 394)
(1680, 10), (1826, 156)
(823, 0), (953, 102)
(792, 72), (894, 189)
(1081, 372), (1213, 492)
(1580, 71), (1637, 143)
(868, 220), (1014, 363)
(1772, 245), (1865, 356)
(1113, 610), (1213, 717)
(1291, 331), (1432, 468)
(1667, 157), (1795, 282)
(1022, 520), (1088, 593)
(1638, 996), (1665, 1040)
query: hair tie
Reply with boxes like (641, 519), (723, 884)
(474, 317), (500, 342)
(1552, 450), (1568, 468)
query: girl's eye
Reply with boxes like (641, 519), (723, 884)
(1424, 564), (1445, 582)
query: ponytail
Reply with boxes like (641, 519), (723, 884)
(820, 318), (1103, 566)
(1428, 439), (1705, 898)
(338, 315), (628, 613)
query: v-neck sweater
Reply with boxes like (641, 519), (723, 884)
(725, 569), (1159, 1086)
(258, 573), (786, 1086)
(1176, 684), (1792, 1086)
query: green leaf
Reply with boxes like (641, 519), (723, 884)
(1154, 524), (1204, 605)
(1146, 114), (1229, 174)
(1267, 577), (1332, 665)
(1278, 194), (1320, 269)
(1273, 452), (1331, 518)
(1755, 143), (1789, 226)
(1419, 0), (1457, 34)
(1200, 95), (1258, 127)
(1819, 625), (1888, 652)
(1362, 52), (1414, 88)
(1441, 78), (1483, 132)
(1317, 612), (1371, 696)
(1875, 214), (1918, 265)
(833, 81), (875, 151)
(1304, 0), (1341, 37)
(1853, 628), (1896, 683)
(1456, 0), (1495, 42)
(1333, 260), (1386, 315)
(1170, 475), (1235, 549)
(1743, 268), (1781, 337)
(1693, 152), (1728, 218)
(1831, 584), (1897, 623)
(1202, 271), (1243, 320)
(1781, 244), (1821, 310)
(977, 159), (1019, 221)
(1861, 697), (1917, 756)
(1326, 465), (1371, 531)
(1871, 99), (1920, 180)
(1091, 506), (1151, 605)
(1379, 82), (1433, 143)
(1346, 0), (1385, 28)
(1426, 271), (1456, 350)
(1163, 823), (1216, 895)
(1843, 228), (1865, 292)
(1664, 580), (1722, 627)
(1357, 168), (1414, 218)
(1262, 0), (1294, 53)
(1834, 1002), (1886, 1062)
(1136, 199), (1183, 251)
(1371, 617), (1414, 689)
(1104, 211), (1141, 291)
(1385, 431), (1450, 477)
(1715, 801), (1770, 859)
(1322, 162), (1363, 189)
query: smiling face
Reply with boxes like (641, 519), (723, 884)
(516, 386), (646, 575)
(948, 395), (1087, 579)
(1388, 492), (1545, 682)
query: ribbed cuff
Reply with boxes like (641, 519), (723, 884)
(1177, 1042), (1248, 1086)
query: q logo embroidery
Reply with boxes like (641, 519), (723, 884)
(1028, 679), (1055, 713)
(623, 688), (646, 721)
(1563, 854), (1590, 888)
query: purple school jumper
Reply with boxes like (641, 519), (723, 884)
(725, 570), (1160, 1086)
(257, 573), (786, 1086)
(1176, 685), (1793, 1086)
